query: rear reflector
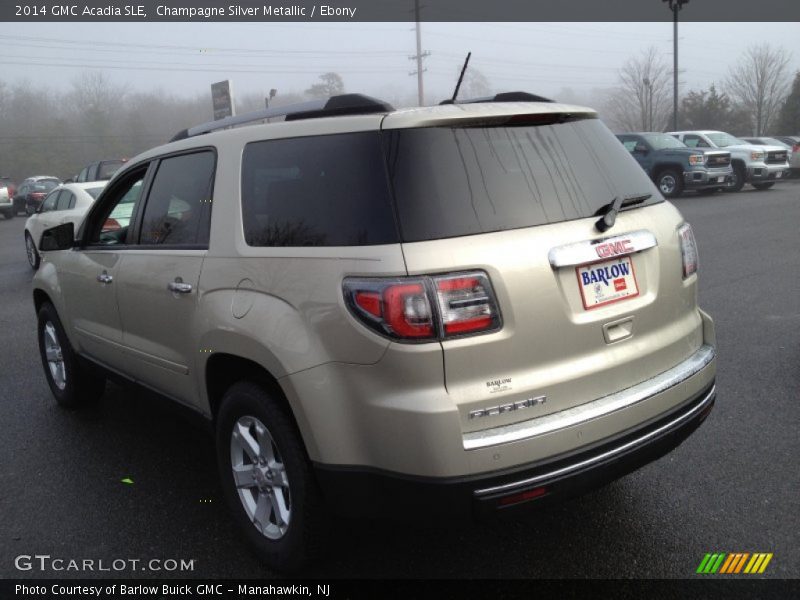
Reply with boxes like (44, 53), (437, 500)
(677, 222), (699, 278)
(344, 270), (501, 342)
(497, 486), (548, 507)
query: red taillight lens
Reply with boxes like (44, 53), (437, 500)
(793, 144), (799, 153)
(435, 274), (499, 335)
(344, 271), (501, 342)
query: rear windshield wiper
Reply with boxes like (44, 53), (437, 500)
(595, 193), (651, 233)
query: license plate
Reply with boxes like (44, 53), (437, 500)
(576, 256), (639, 310)
(776, 172), (782, 178)
(717, 176), (725, 182)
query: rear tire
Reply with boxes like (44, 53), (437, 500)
(37, 302), (106, 409)
(25, 232), (40, 270)
(727, 163), (746, 192)
(656, 169), (684, 198)
(752, 182), (774, 191)
(216, 380), (326, 572)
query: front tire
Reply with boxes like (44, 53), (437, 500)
(216, 380), (326, 572)
(37, 302), (106, 408)
(25, 232), (40, 270)
(656, 169), (684, 198)
(727, 163), (746, 192)
(752, 182), (774, 190)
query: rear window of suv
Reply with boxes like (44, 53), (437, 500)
(384, 118), (661, 242)
(240, 118), (661, 246)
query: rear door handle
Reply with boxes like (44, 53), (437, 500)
(168, 278), (193, 294)
(96, 272), (113, 284)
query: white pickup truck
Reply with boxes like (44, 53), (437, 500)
(668, 130), (790, 192)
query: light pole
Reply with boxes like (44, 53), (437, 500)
(663, 0), (689, 131)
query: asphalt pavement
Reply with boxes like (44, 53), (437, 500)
(1, 182), (798, 579)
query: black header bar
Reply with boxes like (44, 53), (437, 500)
(2, 0), (800, 22)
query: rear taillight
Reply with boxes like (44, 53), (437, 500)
(344, 271), (501, 342)
(677, 223), (698, 278)
(793, 144), (799, 153)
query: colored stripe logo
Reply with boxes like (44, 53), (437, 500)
(697, 552), (773, 574)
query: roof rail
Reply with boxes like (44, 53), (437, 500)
(440, 91), (554, 105)
(170, 93), (394, 142)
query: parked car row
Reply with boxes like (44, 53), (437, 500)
(2, 158), (126, 219)
(616, 129), (793, 197)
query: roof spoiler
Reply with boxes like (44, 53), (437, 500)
(170, 94), (394, 142)
(440, 91), (554, 105)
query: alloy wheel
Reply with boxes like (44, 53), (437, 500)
(230, 416), (292, 540)
(43, 322), (66, 390)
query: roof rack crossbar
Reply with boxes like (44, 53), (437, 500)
(182, 99), (327, 139)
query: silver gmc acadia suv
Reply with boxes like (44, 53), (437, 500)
(32, 93), (717, 570)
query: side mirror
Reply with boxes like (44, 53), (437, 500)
(634, 144), (649, 154)
(40, 222), (76, 252)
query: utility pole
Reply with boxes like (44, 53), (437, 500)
(663, 0), (689, 131)
(409, 0), (430, 106)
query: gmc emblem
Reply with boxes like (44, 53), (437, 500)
(595, 239), (633, 258)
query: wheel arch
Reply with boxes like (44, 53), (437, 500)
(652, 162), (684, 179)
(205, 352), (319, 460)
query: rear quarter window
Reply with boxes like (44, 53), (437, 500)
(241, 132), (398, 247)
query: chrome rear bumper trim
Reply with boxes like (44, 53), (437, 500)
(474, 383), (716, 497)
(463, 344), (715, 451)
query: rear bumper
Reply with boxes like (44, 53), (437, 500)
(315, 381), (715, 519)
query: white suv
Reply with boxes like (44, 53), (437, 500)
(33, 93), (717, 571)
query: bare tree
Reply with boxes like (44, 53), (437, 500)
(725, 44), (792, 136)
(460, 67), (491, 99)
(305, 73), (345, 99)
(603, 47), (671, 132)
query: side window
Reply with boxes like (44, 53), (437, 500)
(139, 151), (215, 247)
(87, 167), (148, 246)
(684, 135), (709, 148)
(77, 168), (89, 183)
(68, 194), (77, 209)
(619, 137), (637, 152)
(87, 163), (99, 181)
(41, 190), (60, 212)
(241, 133), (397, 247)
(56, 191), (74, 211)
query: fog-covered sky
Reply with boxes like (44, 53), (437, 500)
(0, 21), (798, 106)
